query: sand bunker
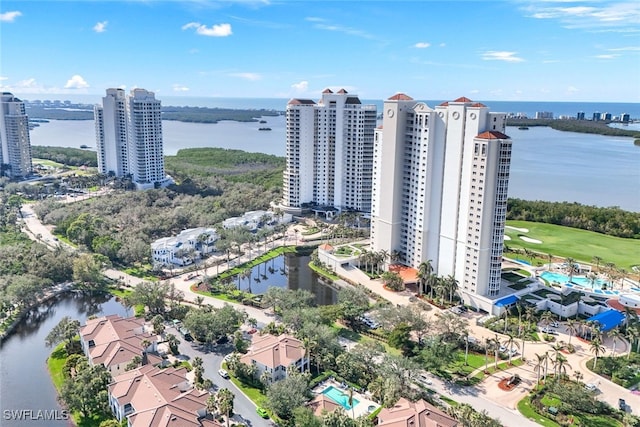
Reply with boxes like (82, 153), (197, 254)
(504, 235), (511, 240)
(506, 225), (529, 233)
(520, 236), (542, 244)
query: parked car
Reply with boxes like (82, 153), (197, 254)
(550, 321), (560, 328)
(585, 383), (598, 392)
(218, 369), (230, 379)
(619, 398), (626, 411)
(256, 407), (269, 418)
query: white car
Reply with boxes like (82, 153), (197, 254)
(218, 369), (230, 379)
(585, 383), (598, 392)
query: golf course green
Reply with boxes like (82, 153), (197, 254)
(504, 220), (639, 270)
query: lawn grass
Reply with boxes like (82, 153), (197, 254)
(32, 158), (66, 169)
(517, 396), (560, 427)
(309, 261), (340, 281)
(505, 220), (640, 270)
(335, 325), (401, 356)
(47, 343), (117, 427)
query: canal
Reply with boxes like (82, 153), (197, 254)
(0, 252), (335, 426)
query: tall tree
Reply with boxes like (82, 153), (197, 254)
(45, 316), (81, 353)
(216, 388), (235, 427)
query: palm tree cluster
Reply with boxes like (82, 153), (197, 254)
(358, 249), (392, 275)
(416, 260), (459, 305)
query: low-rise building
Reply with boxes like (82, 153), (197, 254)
(151, 227), (218, 267)
(108, 365), (221, 427)
(222, 210), (292, 231)
(377, 397), (458, 427)
(239, 334), (308, 383)
(79, 315), (160, 376)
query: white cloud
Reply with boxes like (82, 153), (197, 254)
(93, 21), (108, 33)
(594, 54), (620, 59)
(305, 17), (325, 22)
(470, 89), (480, 94)
(291, 81), (309, 93)
(229, 72), (262, 81)
(182, 22), (232, 37)
(414, 42), (431, 49)
(172, 84), (190, 92)
(481, 51), (525, 62)
(64, 75), (89, 89)
(524, 1), (640, 32)
(439, 43), (446, 47)
(608, 46), (640, 51)
(0, 76), (8, 81)
(0, 11), (22, 22)
(567, 86), (579, 93)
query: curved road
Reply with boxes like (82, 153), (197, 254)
(19, 201), (635, 423)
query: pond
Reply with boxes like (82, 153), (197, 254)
(0, 292), (128, 427)
(226, 253), (338, 306)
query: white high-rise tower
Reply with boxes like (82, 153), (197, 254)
(371, 95), (512, 310)
(0, 92), (32, 179)
(94, 88), (172, 189)
(94, 88), (128, 177)
(282, 88), (377, 214)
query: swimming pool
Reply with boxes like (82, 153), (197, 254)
(322, 385), (360, 410)
(540, 271), (605, 288)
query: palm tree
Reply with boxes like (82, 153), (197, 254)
(502, 333), (520, 365)
(549, 342), (565, 377)
(565, 257), (578, 282)
(553, 353), (572, 380)
(447, 274), (459, 304)
(565, 319), (578, 346)
(592, 256), (602, 273)
(484, 338), (492, 373)
(609, 327), (623, 355)
(534, 353), (546, 384)
(626, 326), (640, 359)
(417, 260), (433, 296)
(462, 330), (470, 365)
(590, 338), (606, 369)
(216, 388), (235, 427)
(525, 306), (536, 332)
(540, 310), (554, 331)
(491, 334), (500, 370)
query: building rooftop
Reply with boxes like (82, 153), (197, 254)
(476, 130), (510, 140)
(240, 334), (304, 370)
(377, 397), (458, 427)
(307, 394), (341, 417)
(388, 93), (414, 101)
(288, 99), (316, 105)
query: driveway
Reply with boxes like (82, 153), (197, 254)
(169, 325), (272, 427)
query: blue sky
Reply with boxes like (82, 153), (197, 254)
(1, 0), (639, 102)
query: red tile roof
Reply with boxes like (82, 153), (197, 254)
(471, 102), (487, 107)
(337, 88), (348, 94)
(319, 243), (334, 251)
(453, 96), (473, 103)
(322, 88), (333, 94)
(388, 93), (414, 101)
(378, 398), (458, 427)
(476, 130), (510, 140)
(438, 101), (449, 106)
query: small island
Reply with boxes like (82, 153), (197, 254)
(258, 127), (272, 131)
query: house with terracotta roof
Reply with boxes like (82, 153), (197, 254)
(80, 315), (160, 376)
(239, 334), (308, 383)
(307, 394), (341, 417)
(376, 398), (458, 427)
(108, 365), (221, 427)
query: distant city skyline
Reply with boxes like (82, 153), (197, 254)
(1, 1), (639, 102)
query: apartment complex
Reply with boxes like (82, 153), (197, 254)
(95, 88), (172, 189)
(371, 95), (512, 309)
(0, 92), (32, 179)
(282, 89), (377, 215)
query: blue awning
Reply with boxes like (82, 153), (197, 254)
(587, 309), (625, 332)
(495, 295), (519, 307)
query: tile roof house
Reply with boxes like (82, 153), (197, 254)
(80, 315), (160, 376)
(307, 394), (341, 417)
(377, 398), (458, 427)
(108, 365), (221, 427)
(239, 334), (308, 383)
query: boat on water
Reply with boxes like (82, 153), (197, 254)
(258, 127), (272, 131)
(518, 126), (529, 130)
(80, 144), (90, 149)
(259, 120), (267, 123)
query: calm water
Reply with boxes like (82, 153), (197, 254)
(231, 253), (337, 305)
(29, 113), (640, 211)
(0, 255), (334, 425)
(0, 292), (129, 427)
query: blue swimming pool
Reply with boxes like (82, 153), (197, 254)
(540, 271), (605, 288)
(322, 385), (360, 410)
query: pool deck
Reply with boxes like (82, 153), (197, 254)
(312, 379), (379, 418)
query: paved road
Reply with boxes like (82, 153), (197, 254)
(169, 325), (271, 427)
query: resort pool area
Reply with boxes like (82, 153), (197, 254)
(322, 386), (360, 410)
(540, 271), (605, 288)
